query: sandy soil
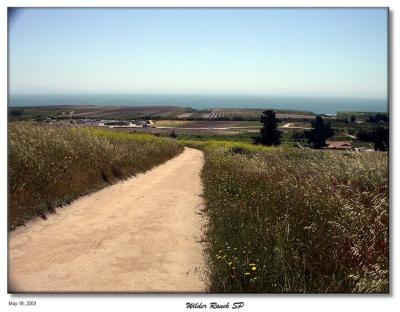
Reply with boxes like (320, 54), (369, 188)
(9, 148), (206, 293)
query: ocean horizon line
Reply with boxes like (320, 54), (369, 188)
(8, 93), (388, 115)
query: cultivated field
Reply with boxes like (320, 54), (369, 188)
(8, 123), (183, 230)
(10, 105), (315, 121)
(154, 120), (262, 128)
(10, 105), (190, 120)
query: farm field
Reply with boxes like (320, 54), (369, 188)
(10, 105), (191, 120)
(9, 105), (316, 122)
(154, 120), (262, 128)
(112, 127), (253, 137)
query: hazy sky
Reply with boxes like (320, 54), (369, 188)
(9, 8), (388, 99)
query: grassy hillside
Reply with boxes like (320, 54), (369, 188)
(9, 123), (183, 230)
(196, 142), (388, 293)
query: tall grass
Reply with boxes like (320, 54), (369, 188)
(201, 146), (388, 293)
(9, 123), (183, 230)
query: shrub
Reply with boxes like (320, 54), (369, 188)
(228, 145), (252, 155)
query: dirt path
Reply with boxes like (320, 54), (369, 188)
(9, 148), (206, 293)
(281, 122), (294, 128)
(280, 123), (311, 130)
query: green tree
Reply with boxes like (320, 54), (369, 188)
(253, 110), (281, 146)
(374, 127), (389, 151)
(305, 116), (334, 149)
(169, 130), (177, 139)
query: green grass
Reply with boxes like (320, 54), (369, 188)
(8, 123), (183, 230)
(196, 143), (388, 293)
(178, 138), (269, 152)
(177, 131), (254, 143)
(178, 132), (300, 149)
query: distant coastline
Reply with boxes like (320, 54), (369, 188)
(8, 94), (388, 115)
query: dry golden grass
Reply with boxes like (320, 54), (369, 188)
(9, 123), (183, 230)
(200, 145), (388, 293)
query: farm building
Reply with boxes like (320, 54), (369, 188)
(325, 141), (353, 150)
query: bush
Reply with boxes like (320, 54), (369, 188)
(228, 145), (252, 155)
(357, 129), (376, 142)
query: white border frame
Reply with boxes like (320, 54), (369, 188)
(1, 1), (397, 312)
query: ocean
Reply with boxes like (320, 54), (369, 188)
(8, 94), (388, 115)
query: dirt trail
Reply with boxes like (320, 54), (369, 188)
(281, 123), (294, 128)
(9, 148), (206, 293)
(280, 123), (311, 130)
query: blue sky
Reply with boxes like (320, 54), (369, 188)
(9, 8), (388, 99)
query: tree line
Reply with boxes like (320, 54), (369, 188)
(254, 110), (388, 151)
